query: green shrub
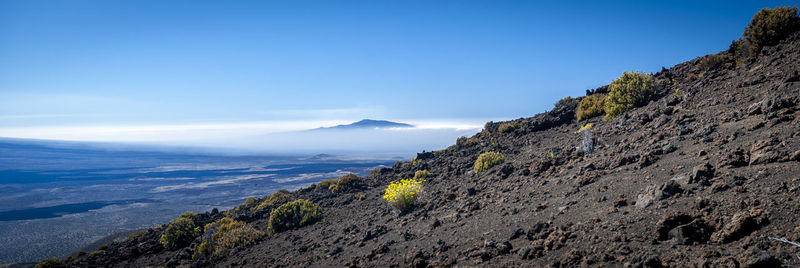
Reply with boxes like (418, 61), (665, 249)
(225, 197), (258, 215)
(315, 179), (338, 191)
(456, 136), (480, 147)
(35, 258), (64, 268)
(253, 189), (294, 211)
(698, 54), (731, 72)
(268, 199), (323, 234)
(413, 170), (431, 180)
(315, 174), (364, 193)
(194, 217), (264, 258)
(383, 178), (424, 212)
(498, 121), (521, 133)
(127, 230), (147, 240)
(576, 94), (606, 121)
(159, 212), (201, 250)
(604, 71), (654, 120)
(474, 151), (504, 173)
(369, 168), (384, 177)
(555, 96), (579, 108)
(329, 173), (365, 193)
(744, 6), (800, 56)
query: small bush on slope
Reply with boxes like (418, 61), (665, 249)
(329, 173), (365, 193)
(555, 96), (579, 108)
(604, 71), (654, 120)
(576, 94), (606, 121)
(744, 6), (800, 56)
(160, 212), (201, 250)
(315, 179), (338, 191)
(268, 199), (323, 234)
(315, 173), (365, 193)
(35, 258), (64, 268)
(225, 196), (257, 215)
(498, 121), (521, 133)
(193, 217), (264, 258)
(413, 169), (431, 180)
(252, 189), (294, 211)
(383, 178), (424, 212)
(474, 151), (504, 173)
(456, 135), (480, 147)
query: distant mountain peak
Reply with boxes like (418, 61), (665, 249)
(320, 119), (414, 130)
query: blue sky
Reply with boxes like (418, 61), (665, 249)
(0, 0), (798, 151)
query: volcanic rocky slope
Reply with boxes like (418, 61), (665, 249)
(70, 32), (800, 268)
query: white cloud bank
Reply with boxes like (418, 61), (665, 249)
(0, 118), (497, 155)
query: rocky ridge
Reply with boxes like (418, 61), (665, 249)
(56, 27), (800, 268)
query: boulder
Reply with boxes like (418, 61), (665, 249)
(690, 163), (714, 185)
(710, 208), (769, 243)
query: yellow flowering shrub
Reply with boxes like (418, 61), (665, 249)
(383, 178), (424, 211)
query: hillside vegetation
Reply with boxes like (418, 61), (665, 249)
(38, 7), (800, 267)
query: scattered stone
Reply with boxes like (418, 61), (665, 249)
(656, 212), (694, 241)
(509, 228), (525, 240)
(711, 208), (769, 243)
(739, 248), (781, 268)
(690, 163), (714, 185)
(749, 137), (780, 166)
(635, 186), (656, 208)
(638, 151), (658, 168)
(500, 164), (515, 179)
(430, 219), (441, 230)
(613, 198), (628, 208)
(466, 187), (476, 197)
(404, 248), (427, 268)
(720, 148), (748, 167)
(670, 175), (690, 188)
(666, 219), (712, 245)
(635, 181), (683, 208)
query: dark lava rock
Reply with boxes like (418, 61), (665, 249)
(739, 248), (781, 268)
(509, 228), (525, 240)
(749, 138), (781, 165)
(690, 163), (715, 186)
(711, 208), (770, 243)
(635, 181), (683, 208)
(666, 219), (712, 245)
(720, 148), (749, 167)
(656, 212), (694, 241)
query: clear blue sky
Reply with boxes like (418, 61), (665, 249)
(1, 0), (798, 135)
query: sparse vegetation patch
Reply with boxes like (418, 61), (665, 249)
(576, 94), (606, 121)
(160, 211), (201, 250)
(744, 6), (800, 56)
(253, 189), (294, 211)
(457, 135), (480, 147)
(35, 258), (64, 268)
(474, 151), (504, 173)
(498, 121), (521, 133)
(268, 199), (323, 234)
(604, 71), (654, 120)
(193, 217), (264, 258)
(315, 173), (365, 193)
(413, 169), (431, 180)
